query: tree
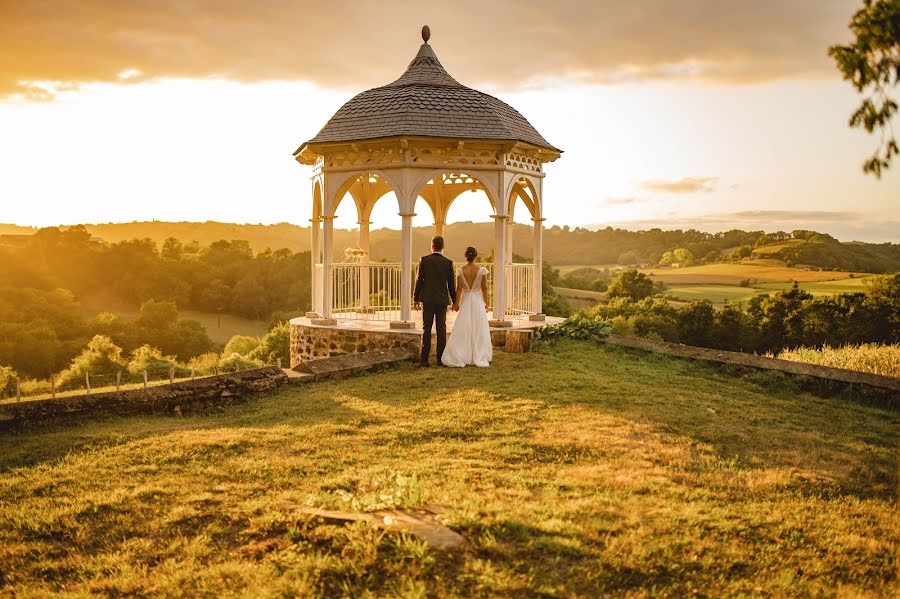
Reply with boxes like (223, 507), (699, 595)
(829, 0), (900, 177)
(606, 269), (656, 301)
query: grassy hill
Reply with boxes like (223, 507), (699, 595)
(1, 341), (895, 596)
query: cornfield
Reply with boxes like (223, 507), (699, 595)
(772, 343), (900, 378)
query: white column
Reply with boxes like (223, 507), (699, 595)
(359, 220), (371, 311)
(321, 215), (335, 319)
(434, 220), (445, 237)
(505, 219), (514, 263)
(533, 217), (545, 314)
(399, 212), (415, 322)
(310, 217), (321, 315)
(492, 214), (509, 323)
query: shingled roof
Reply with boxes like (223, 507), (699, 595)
(300, 34), (559, 153)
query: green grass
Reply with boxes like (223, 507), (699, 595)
(642, 263), (873, 285)
(0, 341), (896, 596)
(554, 286), (607, 311)
(664, 284), (762, 304)
(754, 277), (873, 296)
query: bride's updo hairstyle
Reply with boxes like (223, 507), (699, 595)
(464, 247), (477, 262)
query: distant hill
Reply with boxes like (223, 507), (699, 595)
(2, 221), (898, 272)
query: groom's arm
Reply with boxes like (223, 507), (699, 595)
(447, 261), (457, 304)
(414, 257), (425, 303)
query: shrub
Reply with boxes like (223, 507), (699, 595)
(249, 322), (290, 365)
(56, 335), (128, 391)
(0, 365), (17, 398)
(188, 352), (222, 375)
(127, 345), (189, 378)
(223, 335), (260, 357)
(533, 314), (613, 344)
(220, 353), (263, 372)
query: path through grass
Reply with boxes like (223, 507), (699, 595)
(0, 342), (896, 596)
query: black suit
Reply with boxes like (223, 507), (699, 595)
(414, 252), (457, 365)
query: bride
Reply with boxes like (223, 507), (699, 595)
(441, 247), (493, 368)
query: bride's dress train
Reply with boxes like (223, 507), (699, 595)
(441, 266), (492, 368)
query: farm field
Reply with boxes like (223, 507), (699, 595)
(754, 277), (872, 295)
(553, 286), (607, 310)
(0, 341), (895, 596)
(640, 263), (872, 285)
(663, 284), (761, 304)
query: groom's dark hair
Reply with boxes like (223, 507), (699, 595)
(432, 236), (444, 252)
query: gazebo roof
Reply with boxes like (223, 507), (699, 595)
(298, 28), (560, 154)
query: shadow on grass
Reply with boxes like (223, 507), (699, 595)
(0, 393), (366, 473)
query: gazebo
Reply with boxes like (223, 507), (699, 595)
(293, 26), (561, 332)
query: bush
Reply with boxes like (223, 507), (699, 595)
(127, 345), (189, 378)
(56, 335), (128, 391)
(220, 353), (263, 372)
(223, 335), (260, 357)
(249, 322), (290, 365)
(0, 365), (17, 398)
(533, 314), (613, 344)
(187, 352), (222, 375)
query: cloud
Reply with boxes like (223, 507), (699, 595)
(604, 196), (637, 205)
(0, 0), (857, 98)
(640, 176), (719, 194)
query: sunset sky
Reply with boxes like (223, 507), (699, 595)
(0, 0), (897, 241)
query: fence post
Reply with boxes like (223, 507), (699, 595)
(214, 366), (218, 376)
(169, 367), (174, 384)
(190, 368), (195, 380)
(50, 374), (56, 400)
(277, 358), (282, 368)
(143, 370), (148, 390)
(16, 379), (20, 403)
(85, 372), (91, 395)
(116, 371), (121, 392)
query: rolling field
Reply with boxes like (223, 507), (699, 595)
(0, 341), (895, 596)
(641, 263), (872, 285)
(551, 263), (880, 309)
(663, 285), (761, 304)
(754, 277), (872, 295)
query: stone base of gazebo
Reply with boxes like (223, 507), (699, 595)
(289, 313), (562, 367)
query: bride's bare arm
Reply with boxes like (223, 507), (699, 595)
(480, 272), (489, 309)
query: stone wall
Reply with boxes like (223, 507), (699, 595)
(0, 367), (288, 431)
(290, 321), (515, 367)
(291, 323), (420, 367)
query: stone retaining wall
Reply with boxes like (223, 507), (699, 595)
(289, 320), (515, 367)
(0, 367), (288, 431)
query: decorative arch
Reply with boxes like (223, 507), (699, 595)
(506, 175), (541, 221)
(325, 170), (400, 220)
(412, 169), (497, 224)
(312, 178), (323, 221)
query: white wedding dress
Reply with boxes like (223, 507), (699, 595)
(441, 266), (493, 368)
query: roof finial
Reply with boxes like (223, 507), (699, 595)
(421, 25), (431, 44)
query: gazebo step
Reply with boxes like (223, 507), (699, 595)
(294, 348), (412, 381)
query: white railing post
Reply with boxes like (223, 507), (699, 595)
(359, 220), (371, 312)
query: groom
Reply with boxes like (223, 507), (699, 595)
(413, 236), (457, 367)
